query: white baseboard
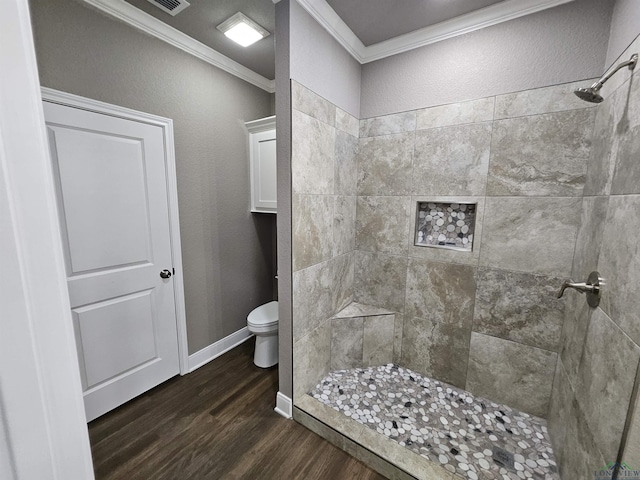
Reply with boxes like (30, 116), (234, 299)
(188, 327), (253, 372)
(274, 391), (292, 419)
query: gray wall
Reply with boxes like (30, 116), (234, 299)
(605, 0), (640, 67)
(360, 0), (613, 118)
(275, 0), (293, 398)
(30, 0), (275, 355)
(290, 0), (361, 117)
(547, 12), (640, 478)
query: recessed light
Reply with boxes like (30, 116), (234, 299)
(217, 12), (270, 47)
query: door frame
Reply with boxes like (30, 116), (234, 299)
(0, 0), (94, 477)
(41, 87), (190, 376)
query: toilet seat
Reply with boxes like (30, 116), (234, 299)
(247, 301), (278, 333)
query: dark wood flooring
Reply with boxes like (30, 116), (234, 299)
(89, 340), (385, 480)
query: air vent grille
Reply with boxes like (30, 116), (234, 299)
(146, 0), (190, 16)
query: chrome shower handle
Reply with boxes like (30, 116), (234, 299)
(557, 281), (595, 298)
(557, 271), (603, 308)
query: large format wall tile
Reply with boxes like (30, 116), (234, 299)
(583, 92), (616, 196)
(408, 195), (485, 266)
(335, 107), (359, 138)
(405, 258), (476, 327)
(354, 251), (408, 313)
(559, 397), (607, 480)
(292, 194), (334, 271)
(549, 353), (608, 480)
(402, 316), (471, 388)
(293, 321), (331, 400)
(292, 109), (335, 194)
(293, 260), (335, 342)
(330, 317), (364, 370)
(473, 268), (565, 352)
(293, 253), (354, 342)
(487, 109), (594, 196)
(611, 74), (640, 195)
(571, 195), (610, 279)
(494, 80), (597, 119)
(546, 361), (572, 465)
(598, 195), (640, 345)
(360, 111), (416, 137)
(479, 197), (581, 277)
(363, 315), (395, 366)
(333, 252), (355, 314)
(393, 314), (404, 363)
(333, 195), (356, 257)
(466, 333), (557, 417)
(356, 196), (411, 255)
(559, 291), (592, 387)
(357, 133), (414, 196)
(334, 130), (358, 196)
(413, 123), (492, 196)
(575, 308), (640, 461)
(416, 97), (494, 130)
(292, 81), (335, 126)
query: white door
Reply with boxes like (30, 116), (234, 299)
(43, 102), (180, 422)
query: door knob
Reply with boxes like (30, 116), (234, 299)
(160, 269), (172, 279)
(557, 270), (602, 307)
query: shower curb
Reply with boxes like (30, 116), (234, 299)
(293, 406), (418, 480)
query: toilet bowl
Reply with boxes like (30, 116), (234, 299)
(247, 301), (278, 368)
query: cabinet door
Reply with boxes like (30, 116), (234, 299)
(251, 129), (277, 213)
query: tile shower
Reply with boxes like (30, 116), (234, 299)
(290, 33), (640, 480)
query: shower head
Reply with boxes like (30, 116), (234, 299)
(574, 53), (638, 103)
(574, 86), (603, 104)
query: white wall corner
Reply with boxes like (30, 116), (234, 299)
(188, 327), (254, 372)
(274, 391), (293, 419)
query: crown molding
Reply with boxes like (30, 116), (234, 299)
(82, 0), (275, 93)
(295, 0), (366, 62)
(295, 0), (575, 64)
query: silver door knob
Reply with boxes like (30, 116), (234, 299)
(160, 269), (172, 279)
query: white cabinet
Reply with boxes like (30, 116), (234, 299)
(246, 115), (276, 214)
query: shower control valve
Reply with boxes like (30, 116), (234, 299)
(557, 271), (602, 308)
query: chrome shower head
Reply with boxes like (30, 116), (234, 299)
(574, 53), (638, 103)
(574, 86), (603, 103)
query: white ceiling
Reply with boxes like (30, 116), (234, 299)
(124, 0), (276, 79)
(85, 0), (576, 89)
(325, 0), (505, 46)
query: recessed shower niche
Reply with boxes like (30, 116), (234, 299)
(415, 201), (477, 251)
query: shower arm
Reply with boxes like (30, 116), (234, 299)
(590, 53), (638, 91)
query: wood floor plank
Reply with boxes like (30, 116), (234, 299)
(88, 340), (386, 480)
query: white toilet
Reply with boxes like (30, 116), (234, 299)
(247, 301), (279, 368)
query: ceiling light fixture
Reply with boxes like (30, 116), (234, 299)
(217, 12), (270, 47)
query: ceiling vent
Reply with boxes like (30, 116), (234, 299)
(146, 0), (190, 16)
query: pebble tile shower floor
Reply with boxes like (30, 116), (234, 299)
(311, 365), (559, 480)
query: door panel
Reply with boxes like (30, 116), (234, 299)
(73, 290), (158, 390)
(254, 132), (277, 207)
(44, 101), (180, 421)
(50, 127), (152, 273)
